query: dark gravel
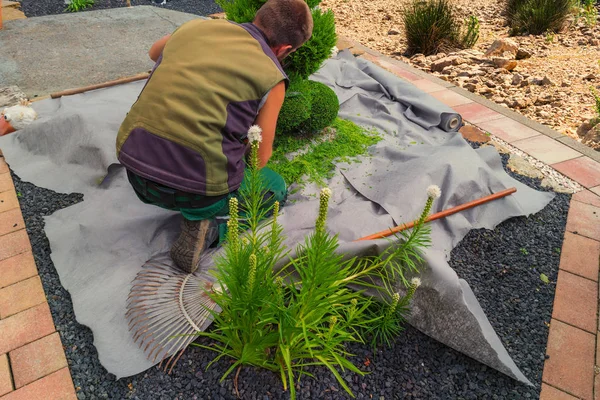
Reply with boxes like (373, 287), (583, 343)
(19, 0), (221, 18)
(12, 143), (569, 400)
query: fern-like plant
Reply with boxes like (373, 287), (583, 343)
(193, 125), (439, 399)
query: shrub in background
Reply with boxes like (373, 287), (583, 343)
(65, 0), (94, 12)
(402, 0), (480, 56)
(506, 0), (574, 35)
(194, 127), (437, 399)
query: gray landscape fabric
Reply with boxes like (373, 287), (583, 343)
(0, 51), (552, 385)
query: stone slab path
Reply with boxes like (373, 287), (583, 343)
(0, 7), (599, 397)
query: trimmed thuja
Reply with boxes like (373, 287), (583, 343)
(191, 125), (441, 399)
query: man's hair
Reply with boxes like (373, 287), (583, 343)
(254, 0), (313, 49)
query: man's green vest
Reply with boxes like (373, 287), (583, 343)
(116, 19), (288, 196)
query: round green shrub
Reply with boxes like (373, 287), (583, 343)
(298, 81), (339, 134)
(506, 0), (573, 35)
(276, 79), (312, 136)
(402, 0), (460, 56)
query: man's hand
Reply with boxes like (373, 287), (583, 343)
(149, 34), (171, 62)
(254, 81), (286, 168)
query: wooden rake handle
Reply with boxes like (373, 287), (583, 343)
(49, 72), (151, 99)
(354, 187), (517, 241)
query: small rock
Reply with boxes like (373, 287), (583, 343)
(516, 48), (532, 60)
(535, 95), (556, 106)
(584, 73), (596, 80)
(541, 76), (556, 86)
(508, 97), (532, 109)
(577, 119), (596, 137)
(485, 80), (497, 88)
(591, 38), (600, 46)
(583, 124), (600, 150)
(388, 29), (400, 35)
(493, 58), (518, 71)
(512, 74), (524, 86)
(561, 80), (572, 87)
(464, 83), (478, 92)
(484, 38), (519, 57)
(508, 155), (544, 179)
(431, 56), (469, 72)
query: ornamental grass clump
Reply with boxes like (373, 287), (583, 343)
(402, 0), (480, 56)
(506, 0), (574, 35)
(194, 125), (441, 399)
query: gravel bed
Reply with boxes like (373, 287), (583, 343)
(12, 145), (569, 400)
(19, 0), (221, 18)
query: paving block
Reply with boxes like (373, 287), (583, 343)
(453, 102), (504, 124)
(553, 157), (600, 189)
(0, 276), (46, 319)
(373, 58), (421, 81)
(477, 116), (541, 143)
(0, 251), (37, 289)
(0, 173), (14, 194)
(558, 232), (600, 281)
(0, 302), (55, 354)
(10, 332), (68, 389)
(540, 383), (580, 400)
(0, 353), (12, 396)
(460, 125), (490, 144)
(511, 135), (582, 165)
(0, 158), (8, 174)
(0, 208), (24, 237)
(573, 189), (600, 208)
(551, 270), (598, 333)
(430, 89), (473, 107)
(410, 79), (447, 94)
(0, 189), (19, 213)
(542, 319), (595, 400)
(0, 367), (76, 400)
(566, 200), (600, 241)
(0, 230), (30, 262)
(591, 185), (600, 197)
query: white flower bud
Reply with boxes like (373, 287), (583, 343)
(321, 187), (332, 198)
(426, 185), (441, 199)
(247, 125), (263, 143)
(411, 277), (422, 288)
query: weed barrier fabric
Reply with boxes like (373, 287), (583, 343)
(0, 51), (552, 385)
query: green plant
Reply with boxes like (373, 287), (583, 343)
(402, 0), (460, 56)
(520, 247), (529, 255)
(298, 81), (340, 134)
(506, 0), (574, 35)
(277, 78), (313, 136)
(65, 0), (94, 12)
(580, 0), (598, 26)
(284, 8), (338, 80)
(591, 86), (600, 120)
(193, 126), (438, 399)
(270, 118), (382, 186)
(460, 15), (480, 49)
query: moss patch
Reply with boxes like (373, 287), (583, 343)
(268, 118), (382, 187)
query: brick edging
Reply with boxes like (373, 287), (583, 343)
(337, 36), (600, 166)
(0, 155), (77, 400)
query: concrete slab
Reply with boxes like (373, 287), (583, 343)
(0, 6), (203, 97)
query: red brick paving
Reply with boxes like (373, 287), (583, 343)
(477, 116), (541, 143)
(542, 319), (596, 399)
(540, 383), (580, 400)
(565, 200), (600, 241)
(551, 270), (598, 333)
(0, 157), (76, 399)
(9, 333), (68, 389)
(553, 157), (600, 189)
(452, 102), (504, 124)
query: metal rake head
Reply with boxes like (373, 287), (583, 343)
(125, 253), (220, 374)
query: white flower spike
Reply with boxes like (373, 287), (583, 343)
(411, 277), (422, 287)
(247, 125), (263, 143)
(321, 187), (332, 197)
(427, 185), (441, 199)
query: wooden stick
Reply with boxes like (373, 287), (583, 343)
(354, 187), (517, 242)
(49, 72), (150, 99)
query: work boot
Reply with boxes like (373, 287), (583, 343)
(170, 218), (212, 273)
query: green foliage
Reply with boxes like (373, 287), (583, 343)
(402, 0), (460, 56)
(461, 15), (480, 48)
(506, 0), (574, 35)
(194, 134), (437, 399)
(65, 0), (94, 12)
(277, 79), (313, 136)
(298, 81), (340, 134)
(591, 86), (600, 121)
(581, 0), (598, 26)
(285, 8), (338, 80)
(269, 118), (382, 186)
(214, 0), (266, 23)
(277, 79), (340, 137)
